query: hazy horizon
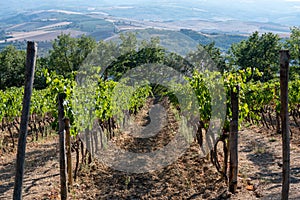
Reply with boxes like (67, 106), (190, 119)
(1, 0), (300, 26)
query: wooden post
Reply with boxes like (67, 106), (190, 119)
(64, 118), (73, 187)
(58, 94), (68, 200)
(229, 85), (239, 193)
(13, 41), (37, 200)
(280, 50), (290, 200)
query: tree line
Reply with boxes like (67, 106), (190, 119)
(0, 27), (300, 91)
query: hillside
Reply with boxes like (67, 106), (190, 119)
(1, 100), (300, 199)
(0, 7), (292, 54)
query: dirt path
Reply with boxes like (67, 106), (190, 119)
(232, 126), (300, 200)
(0, 135), (61, 199)
(0, 118), (300, 199)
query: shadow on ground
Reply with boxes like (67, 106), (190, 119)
(0, 142), (58, 198)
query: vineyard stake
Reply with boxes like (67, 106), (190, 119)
(280, 50), (290, 200)
(64, 118), (73, 187)
(229, 85), (239, 193)
(58, 93), (68, 200)
(13, 41), (37, 200)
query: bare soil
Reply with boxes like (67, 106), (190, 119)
(0, 134), (61, 200)
(1, 106), (300, 199)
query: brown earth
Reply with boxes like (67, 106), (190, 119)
(1, 103), (300, 199)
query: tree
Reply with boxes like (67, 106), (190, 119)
(285, 27), (300, 65)
(0, 45), (26, 90)
(106, 46), (165, 81)
(203, 42), (227, 73)
(285, 26), (300, 80)
(230, 31), (282, 82)
(48, 34), (97, 77)
(33, 57), (49, 89)
(119, 32), (138, 54)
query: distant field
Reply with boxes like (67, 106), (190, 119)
(37, 22), (72, 30)
(0, 9), (290, 53)
(0, 10), (116, 45)
(6, 21), (55, 32)
(0, 30), (86, 43)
